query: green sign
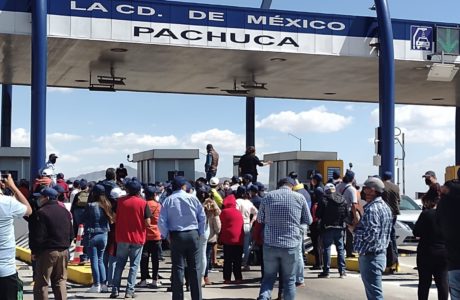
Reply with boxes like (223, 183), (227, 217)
(437, 27), (460, 55)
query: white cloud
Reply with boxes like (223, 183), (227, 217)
(183, 128), (245, 154)
(371, 105), (455, 146)
(74, 147), (117, 156)
(94, 132), (179, 148)
(344, 105), (354, 111)
(256, 106), (353, 133)
(12, 128), (29, 146)
(48, 87), (73, 93)
(58, 154), (80, 163)
(48, 133), (81, 143)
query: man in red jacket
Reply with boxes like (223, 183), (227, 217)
(219, 194), (244, 284)
(110, 178), (152, 299)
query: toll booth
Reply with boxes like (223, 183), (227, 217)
(0, 147), (30, 181)
(445, 166), (460, 182)
(263, 151), (343, 190)
(132, 149), (199, 183)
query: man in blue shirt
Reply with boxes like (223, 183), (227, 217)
(350, 177), (392, 300)
(159, 176), (206, 300)
(0, 175), (32, 300)
(257, 177), (312, 300)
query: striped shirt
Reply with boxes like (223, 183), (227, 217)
(257, 186), (312, 248)
(353, 197), (392, 255)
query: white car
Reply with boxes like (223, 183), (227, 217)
(395, 195), (422, 246)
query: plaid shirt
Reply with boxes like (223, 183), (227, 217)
(257, 186), (312, 248)
(353, 197), (392, 255)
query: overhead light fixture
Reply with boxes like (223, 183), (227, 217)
(432, 97), (445, 101)
(221, 80), (250, 95)
(89, 84), (116, 92)
(110, 48), (128, 53)
(324, 92), (337, 95)
(75, 79), (88, 83)
(241, 81), (267, 90)
(270, 57), (286, 62)
(97, 75), (126, 85)
(205, 86), (219, 90)
(427, 63), (459, 82)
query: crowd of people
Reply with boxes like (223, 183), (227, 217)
(0, 149), (460, 300)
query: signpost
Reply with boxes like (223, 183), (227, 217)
(437, 26), (460, 55)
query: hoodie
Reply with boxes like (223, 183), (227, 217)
(219, 194), (244, 245)
(316, 192), (347, 229)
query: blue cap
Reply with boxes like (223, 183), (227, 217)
(344, 170), (355, 180)
(279, 177), (296, 186)
(236, 185), (248, 198)
(312, 173), (323, 182)
(33, 187), (59, 199)
(144, 185), (160, 199)
(243, 174), (253, 181)
(255, 181), (266, 191)
(248, 185), (259, 193)
(53, 184), (65, 194)
(125, 178), (142, 194)
(79, 179), (88, 190)
(172, 176), (188, 190)
(92, 184), (106, 196)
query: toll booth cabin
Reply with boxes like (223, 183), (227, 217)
(264, 151), (343, 191)
(0, 147), (30, 181)
(132, 149), (199, 183)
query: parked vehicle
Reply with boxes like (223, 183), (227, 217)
(395, 195), (422, 245)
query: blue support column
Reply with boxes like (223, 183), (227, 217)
(31, 0), (48, 179)
(260, 0), (273, 9)
(246, 97), (255, 148)
(374, 0), (395, 178)
(1, 84), (12, 147)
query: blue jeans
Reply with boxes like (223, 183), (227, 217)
(242, 223), (251, 266)
(87, 232), (108, 285)
(449, 270), (460, 300)
(322, 228), (345, 275)
(296, 226), (307, 283)
(111, 242), (143, 295)
(359, 252), (386, 300)
(106, 255), (117, 286)
(258, 245), (298, 300)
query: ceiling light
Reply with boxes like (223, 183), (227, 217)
(221, 80), (250, 95)
(110, 48), (128, 53)
(97, 76), (126, 85)
(75, 79), (88, 83)
(432, 97), (445, 101)
(324, 92), (337, 95)
(89, 84), (116, 92)
(270, 57), (286, 62)
(241, 81), (267, 90)
(427, 63), (459, 82)
(205, 86), (219, 90)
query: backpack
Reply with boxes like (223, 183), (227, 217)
(75, 191), (90, 207)
(322, 193), (347, 228)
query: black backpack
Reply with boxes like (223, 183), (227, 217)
(322, 193), (347, 228)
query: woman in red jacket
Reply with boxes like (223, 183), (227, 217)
(219, 194), (244, 284)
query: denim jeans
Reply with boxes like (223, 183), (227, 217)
(87, 232), (108, 285)
(295, 226), (307, 283)
(322, 228), (345, 275)
(204, 243), (214, 277)
(170, 230), (202, 300)
(106, 255), (117, 286)
(258, 245), (298, 300)
(242, 224), (252, 266)
(359, 252), (386, 300)
(199, 226), (210, 277)
(449, 270), (460, 300)
(111, 242), (143, 295)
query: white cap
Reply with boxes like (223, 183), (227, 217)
(209, 177), (219, 186)
(41, 168), (53, 176)
(110, 187), (127, 199)
(324, 183), (336, 193)
(363, 177), (385, 193)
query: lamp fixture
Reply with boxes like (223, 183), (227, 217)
(221, 80), (250, 95)
(89, 84), (116, 92)
(97, 75), (126, 86)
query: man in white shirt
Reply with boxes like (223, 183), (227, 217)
(0, 174), (32, 298)
(235, 186), (258, 270)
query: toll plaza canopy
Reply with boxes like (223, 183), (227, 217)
(0, 0), (459, 105)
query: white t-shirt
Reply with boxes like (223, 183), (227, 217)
(236, 198), (258, 224)
(0, 195), (26, 277)
(69, 188), (80, 204)
(336, 182), (358, 209)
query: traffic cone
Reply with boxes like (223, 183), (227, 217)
(71, 224), (85, 264)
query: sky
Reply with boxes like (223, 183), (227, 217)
(7, 0), (460, 198)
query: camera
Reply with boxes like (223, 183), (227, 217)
(0, 174), (9, 182)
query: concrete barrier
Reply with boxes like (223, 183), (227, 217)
(16, 246), (93, 285)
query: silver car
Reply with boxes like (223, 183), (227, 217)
(395, 195), (422, 246)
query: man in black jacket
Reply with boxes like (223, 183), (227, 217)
(316, 183), (348, 278)
(31, 187), (73, 300)
(437, 180), (460, 300)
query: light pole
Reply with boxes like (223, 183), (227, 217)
(394, 127), (406, 195)
(288, 133), (302, 151)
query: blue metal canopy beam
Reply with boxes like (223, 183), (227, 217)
(375, 0), (395, 179)
(1, 84), (12, 147)
(31, 0), (47, 180)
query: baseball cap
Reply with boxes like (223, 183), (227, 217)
(288, 171), (298, 179)
(324, 183), (336, 193)
(53, 184), (65, 194)
(33, 187), (58, 199)
(344, 170), (355, 180)
(255, 182), (266, 191)
(312, 173), (323, 182)
(79, 179), (88, 190)
(209, 177), (219, 186)
(422, 171), (436, 178)
(172, 176), (188, 190)
(49, 153), (58, 159)
(57, 173), (64, 179)
(144, 186), (160, 199)
(110, 187), (127, 199)
(278, 177), (296, 187)
(41, 168), (53, 176)
(363, 177), (385, 193)
(125, 178), (142, 194)
(92, 184), (106, 196)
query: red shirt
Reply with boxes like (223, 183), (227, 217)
(115, 195), (151, 245)
(146, 200), (161, 241)
(219, 195), (244, 246)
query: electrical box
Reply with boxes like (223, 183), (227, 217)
(445, 165), (460, 182)
(317, 160), (344, 184)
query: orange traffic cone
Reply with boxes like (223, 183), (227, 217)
(71, 224), (85, 265)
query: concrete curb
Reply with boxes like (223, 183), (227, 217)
(16, 246), (93, 285)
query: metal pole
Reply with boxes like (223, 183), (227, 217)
(246, 97), (255, 148)
(402, 132), (406, 195)
(31, 0), (48, 180)
(1, 84), (12, 147)
(456, 107), (460, 165)
(375, 0), (395, 179)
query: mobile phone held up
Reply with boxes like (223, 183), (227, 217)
(1, 173), (9, 182)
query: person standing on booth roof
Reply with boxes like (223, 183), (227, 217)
(205, 144), (219, 182)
